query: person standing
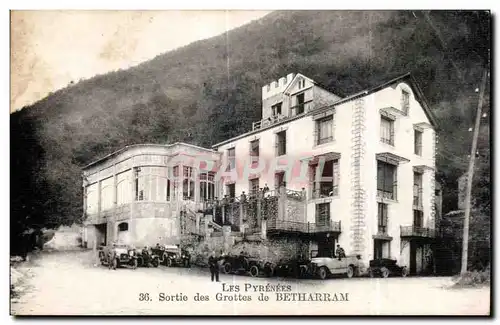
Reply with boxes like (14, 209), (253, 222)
(335, 244), (346, 261)
(208, 251), (220, 282)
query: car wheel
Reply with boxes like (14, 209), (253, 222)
(137, 258), (143, 268)
(112, 258), (118, 270)
(152, 259), (159, 268)
(318, 266), (328, 280)
(381, 267), (390, 278)
(347, 266), (354, 278)
(249, 265), (259, 278)
(369, 268), (375, 278)
(166, 258), (173, 267)
(401, 267), (409, 277)
(223, 262), (232, 274)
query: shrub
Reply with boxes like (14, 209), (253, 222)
(453, 267), (490, 287)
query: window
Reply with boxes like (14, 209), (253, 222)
(85, 183), (99, 215)
(298, 79), (304, 89)
(227, 148), (236, 171)
(182, 166), (195, 200)
(311, 159), (339, 198)
(377, 161), (397, 200)
(118, 222), (129, 232)
(199, 172), (215, 201)
(316, 115), (333, 145)
(271, 102), (282, 116)
(116, 171), (132, 205)
(250, 140), (259, 165)
(414, 130), (423, 156)
(377, 203), (388, 234)
(249, 178), (260, 196)
(100, 177), (114, 211)
(402, 89), (410, 114)
(134, 167), (142, 201)
(316, 203), (330, 225)
(266, 84), (270, 92)
(226, 183), (235, 198)
(413, 172), (423, 208)
(276, 131), (287, 156)
(380, 116), (395, 146)
(296, 93), (305, 115)
(275, 171), (286, 189)
(413, 210), (424, 228)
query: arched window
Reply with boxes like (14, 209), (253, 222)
(118, 222), (129, 232)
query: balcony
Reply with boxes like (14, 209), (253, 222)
(377, 189), (397, 201)
(311, 186), (338, 200)
(267, 219), (341, 235)
(400, 226), (436, 239)
(251, 100), (315, 131)
(252, 114), (288, 131)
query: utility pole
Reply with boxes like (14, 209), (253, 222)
(461, 69), (488, 275)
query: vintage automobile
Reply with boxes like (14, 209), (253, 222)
(274, 257), (311, 278)
(309, 254), (366, 279)
(98, 244), (138, 270)
(220, 253), (274, 277)
(151, 245), (191, 267)
(367, 258), (409, 278)
(135, 247), (160, 268)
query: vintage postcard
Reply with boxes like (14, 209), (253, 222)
(9, 9), (491, 316)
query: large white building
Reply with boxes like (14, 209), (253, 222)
(212, 72), (439, 274)
(82, 72), (439, 274)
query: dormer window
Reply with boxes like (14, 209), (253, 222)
(267, 84), (270, 92)
(298, 79), (305, 89)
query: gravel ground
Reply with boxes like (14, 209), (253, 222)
(10, 250), (490, 316)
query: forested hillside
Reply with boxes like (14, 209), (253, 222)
(11, 11), (490, 258)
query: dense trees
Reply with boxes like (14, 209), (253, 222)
(10, 11), (490, 266)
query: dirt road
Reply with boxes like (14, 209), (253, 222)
(11, 250), (490, 316)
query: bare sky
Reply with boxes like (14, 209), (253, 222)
(10, 10), (271, 112)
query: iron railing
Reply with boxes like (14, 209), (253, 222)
(400, 226), (436, 238)
(267, 219), (341, 234)
(311, 186), (338, 199)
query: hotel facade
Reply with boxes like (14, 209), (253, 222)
(83, 72), (439, 275)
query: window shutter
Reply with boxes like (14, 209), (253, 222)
(383, 205), (388, 227)
(393, 167), (398, 200)
(313, 121), (318, 145)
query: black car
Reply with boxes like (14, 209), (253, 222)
(136, 247), (160, 268)
(274, 257), (311, 278)
(220, 253), (273, 277)
(368, 258), (409, 278)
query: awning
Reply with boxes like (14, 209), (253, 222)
(413, 165), (434, 173)
(376, 152), (410, 165)
(380, 106), (402, 119)
(302, 152), (341, 165)
(414, 122), (433, 129)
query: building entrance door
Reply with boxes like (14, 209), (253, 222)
(317, 236), (335, 258)
(410, 242), (417, 274)
(95, 223), (107, 246)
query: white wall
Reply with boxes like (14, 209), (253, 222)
(363, 82), (436, 261)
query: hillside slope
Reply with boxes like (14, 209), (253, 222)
(10, 10), (490, 237)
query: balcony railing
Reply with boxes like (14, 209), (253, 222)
(267, 219), (341, 234)
(252, 114), (288, 131)
(251, 101), (315, 131)
(377, 188), (397, 201)
(400, 226), (436, 238)
(311, 186), (338, 199)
